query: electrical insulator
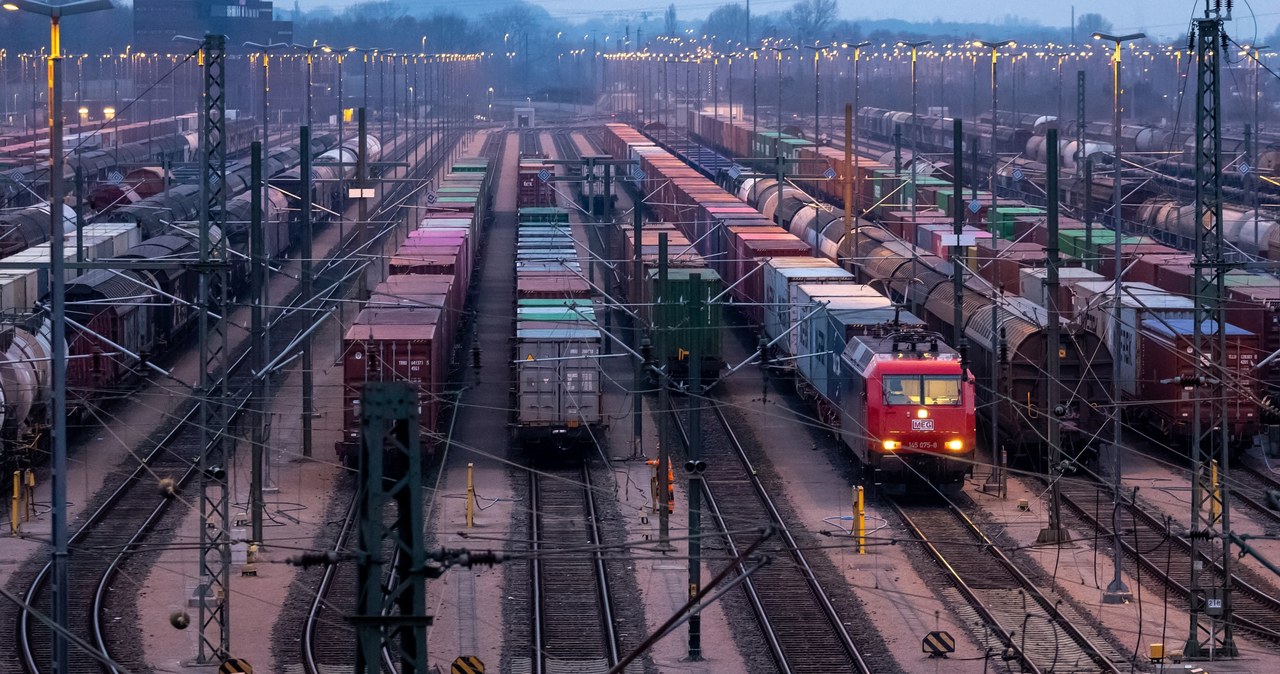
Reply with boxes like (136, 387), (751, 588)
(640, 338), (653, 366)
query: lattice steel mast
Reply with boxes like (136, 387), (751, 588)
(196, 32), (233, 663)
(1186, 1), (1237, 658)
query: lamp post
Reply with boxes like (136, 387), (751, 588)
(1, 5), (117, 672)
(291, 41), (329, 128)
(847, 41), (871, 257)
(243, 41), (288, 170)
(974, 39), (1015, 226)
(848, 41), (871, 153)
(1093, 29), (1145, 605)
(1241, 44), (1269, 254)
(802, 42), (822, 144)
(748, 47), (761, 144)
(898, 40), (931, 217)
(769, 45), (791, 130)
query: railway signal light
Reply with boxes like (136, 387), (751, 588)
(684, 460), (706, 475)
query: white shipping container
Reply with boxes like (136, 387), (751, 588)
(793, 283), (887, 360)
(1071, 280), (1195, 396)
(1019, 267), (1105, 309)
(761, 258), (852, 352)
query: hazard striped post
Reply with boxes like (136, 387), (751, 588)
(452, 655), (484, 673)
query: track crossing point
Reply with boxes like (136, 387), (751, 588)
(1012, 168), (1025, 181)
(922, 630), (955, 657)
(452, 655), (485, 674)
(1239, 162), (1252, 175)
(823, 167), (837, 179)
(967, 199), (982, 214)
(537, 168), (551, 182)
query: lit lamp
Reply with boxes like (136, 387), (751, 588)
(77, 105), (88, 122)
(1092, 28), (1144, 606)
(102, 105), (115, 119)
(1, 6), (119, 674)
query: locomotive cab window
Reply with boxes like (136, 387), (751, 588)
(883, 375), (961, 406)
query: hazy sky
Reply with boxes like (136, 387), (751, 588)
(299, 0), (1280, 40)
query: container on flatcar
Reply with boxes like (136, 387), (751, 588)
(513, 311), (604, 443)
(760, 259), (854, 351)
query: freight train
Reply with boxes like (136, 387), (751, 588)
(601, 124), (978, 485)
(510, 202), (607, 446)
(0, 133), (387, 471)
(338, 156), (491, 464)
(685, 109), (1268, 452)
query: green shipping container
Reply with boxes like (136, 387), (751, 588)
(648, 268), (724, 381)
(991, 206), (1044, 239)
(518, 207), (570, 223)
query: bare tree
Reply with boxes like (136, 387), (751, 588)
(785, 0), (837, 39)
(1076, 13), (1113, 38)
(700, 3), (749, 44)
(665, 3), (678, 36)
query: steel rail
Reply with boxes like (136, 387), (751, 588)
(889, 497), (1124, 673)
(667, 396), (871, 673)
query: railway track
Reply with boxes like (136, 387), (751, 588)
(1055, 476), (1280, 646)
(529, 463), (620, 674)
(668, 396), (881, 674)
(889, 496), (1126, 673)
(1231, 464), (1280, 535)
(14, 129), (434, 674)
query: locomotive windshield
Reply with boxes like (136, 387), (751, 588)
(883, 375), (962, 406)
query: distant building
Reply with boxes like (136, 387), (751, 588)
(134, 0), (293, 52)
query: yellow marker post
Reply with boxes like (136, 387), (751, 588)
(10, 471), (19, 535)
(24, 469), (35, 520)
(1210, 460), (1221, 521)
(856, 485), (866, 554)
(466, 462), (475, 528)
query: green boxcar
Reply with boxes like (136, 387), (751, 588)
(648, 268), (724, 381)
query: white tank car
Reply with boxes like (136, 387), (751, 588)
(0, 321), (57, 444)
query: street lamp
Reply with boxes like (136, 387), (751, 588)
(4, 3), (115, 674)
(1093, 29), (1144, 606)
(846, 41), (871, 255)
(243, 41), (288, 171)
(898, 40), (931, 216)
(291, 41), (329, 128)
(801, 42), (823, 144)
(974, 39), (1015, 224)
(748, 47), (762, 145)
(768, 45), (792, 130)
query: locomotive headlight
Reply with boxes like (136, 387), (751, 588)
(946, 439), (964, 451)
(916, 409), (929, 419)
(882, 440), (901, 451)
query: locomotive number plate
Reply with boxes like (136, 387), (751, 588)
(905, 441), (938, 450)
(911, 419), (935, 431)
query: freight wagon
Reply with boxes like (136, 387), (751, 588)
(512, 210), (606, 446)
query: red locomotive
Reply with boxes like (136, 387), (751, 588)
(837, 332), (977, 489)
